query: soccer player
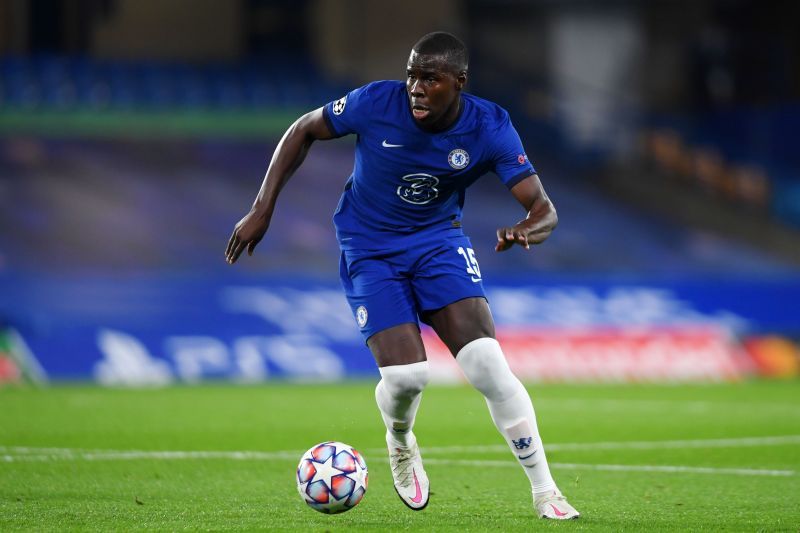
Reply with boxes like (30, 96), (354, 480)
(225, 31), (579, 519)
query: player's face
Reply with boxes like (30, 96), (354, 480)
(406, 51), (466, 132)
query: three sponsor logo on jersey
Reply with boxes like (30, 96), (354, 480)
(397, 174), (440, 205)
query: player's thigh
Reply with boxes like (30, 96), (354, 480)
(367, 323), (426, 367)
(340, 250), (420, 350)
(425, 297), (495, 356)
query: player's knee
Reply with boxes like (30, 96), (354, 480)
(378, 361), (430, 399)
(456, 337), (518, 401)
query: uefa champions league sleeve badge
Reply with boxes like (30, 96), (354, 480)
(332, 95), (347, 115)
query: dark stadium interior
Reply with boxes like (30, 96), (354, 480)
(2, 0), (800, 277)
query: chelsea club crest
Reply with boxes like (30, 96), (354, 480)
(356, 305), (368, 328)
(448, 148), (469, 169)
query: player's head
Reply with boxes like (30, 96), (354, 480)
(412, 32), (469, 74)
(406, 31), (469, 132)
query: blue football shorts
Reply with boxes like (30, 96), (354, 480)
(339, 234), (487, 341)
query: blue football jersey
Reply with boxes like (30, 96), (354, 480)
(323, 80), (536, 251)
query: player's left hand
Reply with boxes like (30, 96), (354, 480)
(495, 222), (554, 252)
(500, 175), (557, 252)
(495, 226), (530, 251)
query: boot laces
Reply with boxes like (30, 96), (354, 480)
(390, 447), (415, 487)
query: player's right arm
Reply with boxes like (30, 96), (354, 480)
(225, 107), (335, 264)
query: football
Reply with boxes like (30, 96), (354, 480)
(296, 441), (368, 514)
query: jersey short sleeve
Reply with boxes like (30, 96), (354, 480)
(490, 112), (536, 189)
(322, 83), (377, 138)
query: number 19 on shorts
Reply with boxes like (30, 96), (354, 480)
(457, 246), (482, 282)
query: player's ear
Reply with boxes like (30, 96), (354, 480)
(456, 71), (467, 90)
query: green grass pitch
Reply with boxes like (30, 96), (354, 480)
(1, 380), (798, 531)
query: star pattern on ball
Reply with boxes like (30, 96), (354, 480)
(347, 455), (368, 493)
(309, 451), (345, 488)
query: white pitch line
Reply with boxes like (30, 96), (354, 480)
(0, 446), (81, 455)
(551, 463), (795, 477)
(423, 459), (794, 477)
(416, 434), (800, 454)
(0, 449), (299, 462)
(4, 434), (800, 459)
(4, 435), (800, 458)
(2, 452), (792, 478)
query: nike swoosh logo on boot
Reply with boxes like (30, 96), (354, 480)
(410, 469), (423, 503)
(550, 503), (568, 517)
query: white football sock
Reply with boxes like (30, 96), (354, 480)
(456, 337), (557, 494)
(375, 361), (430, 448)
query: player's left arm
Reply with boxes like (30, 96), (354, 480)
(495, 173), (558, 252)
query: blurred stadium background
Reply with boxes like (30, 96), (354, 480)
(1, 0), (799, 385)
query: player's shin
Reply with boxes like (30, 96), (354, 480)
(375, 361), (430, 447)
(455, 338), (557, 494)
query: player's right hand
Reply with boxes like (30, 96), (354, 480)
(225, 210), (269, 264)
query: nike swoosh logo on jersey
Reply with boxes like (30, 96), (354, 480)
(382, 140), (404, 148)
(471, 277), (482, 283)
